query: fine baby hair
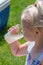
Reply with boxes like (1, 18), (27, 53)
(21, 0), (43, 28)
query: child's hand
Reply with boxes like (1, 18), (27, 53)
(8, 24), (19, 35)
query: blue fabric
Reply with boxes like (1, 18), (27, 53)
(25, 52), (43, 65)
(35, 53), (43, 65)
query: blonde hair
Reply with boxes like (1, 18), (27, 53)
(21, 4), (43, 28)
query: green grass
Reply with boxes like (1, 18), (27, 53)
(0, 0), (35, 65)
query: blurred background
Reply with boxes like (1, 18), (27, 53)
(0, 0), (35, 65)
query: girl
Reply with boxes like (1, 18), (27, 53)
(8, 0), (43, 65)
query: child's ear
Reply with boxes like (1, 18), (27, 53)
(34, 27), (41, 35)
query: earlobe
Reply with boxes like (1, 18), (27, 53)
(35, 27), (41, 35)
(36, 31), (38, 34)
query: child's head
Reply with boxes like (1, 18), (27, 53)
(21, 5), (43, 42)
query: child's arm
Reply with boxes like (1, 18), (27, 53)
(10, 41), (29, 56)
(8, 24), (29, 56)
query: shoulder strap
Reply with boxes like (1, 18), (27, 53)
(35, 53), (43, 65)
(37, 53), (43, 61)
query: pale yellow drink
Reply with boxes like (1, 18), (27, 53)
(4, 24), (24, 44)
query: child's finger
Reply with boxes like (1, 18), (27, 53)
(8, 28), (12, 32)
(8, 26), (15, 32)
(8, 25), (19, 34)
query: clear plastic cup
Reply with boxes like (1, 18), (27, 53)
(4, 24), (24, 44)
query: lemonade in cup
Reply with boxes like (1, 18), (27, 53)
(4, 24), (24, 44)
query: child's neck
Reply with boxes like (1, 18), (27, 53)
(30, 36), (43, 60)
(35, 36), (43, 51)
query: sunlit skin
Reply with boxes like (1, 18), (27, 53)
(8, 1), (43, 64)
(8, 23), (43, 65)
